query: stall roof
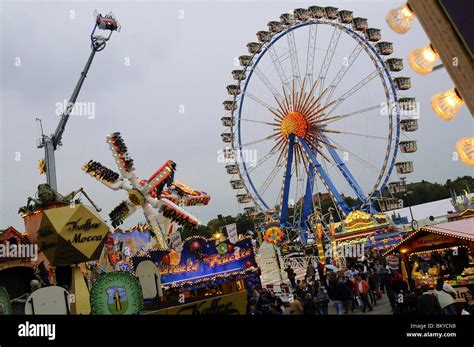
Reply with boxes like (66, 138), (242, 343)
(421, 218), (474, 239)
(383, 218), (474, 256)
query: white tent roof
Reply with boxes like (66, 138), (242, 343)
(389, 198), (455, 221)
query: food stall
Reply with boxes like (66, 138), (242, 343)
(383, 218), (474, 296)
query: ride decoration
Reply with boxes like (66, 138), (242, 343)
(90, 271), (143, 315)
(37, 159), (46, 175)
(308, 213), (326, 264)
(264, 227), (285, 244)
(220, 5), (417, 246)
(130, 236), (258, 290)
(83, 132), (204, 251)
(18, 184), (101, 216)
(36, 204), (109, 266)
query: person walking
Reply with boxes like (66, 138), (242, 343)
(462, 289), (474, 315)
(306, 262), (316, 284)
(342, 276), (353, 314)
(331, 279), (347, 315)
(379, 267), (390, 294)
(417, 285), (442, 314)
(354, 274), (373, 313)
(367, 269), (378, 306)
(303, 293), (317, 315)
(434, 278), (458, 315)
(285, 265), (297, 288)
(314, 287), (330, 315)
(289, 297), (304, 315)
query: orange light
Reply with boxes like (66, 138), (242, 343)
(280, 111), (308, 138)
(386, 3), (415, 34)
(456, 137), (474, 167)
(431, 88), (464, 121)
(408, 44), (439, 75)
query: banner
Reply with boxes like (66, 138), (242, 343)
(131, 237), (257, 289)
(386, 255), (400, 270)
(36, 204), (109, 266)
(225, 223), (238, 244)
(147, 291), (247, 315)
(90, 271), (143, 315)
(169, 231), (183, 252)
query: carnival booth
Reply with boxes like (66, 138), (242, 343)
(383, 218), (474, 296)
(130, 235), (259, 314)
(333, 210), (406, 266)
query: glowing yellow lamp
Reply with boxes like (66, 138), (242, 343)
(408, 44), (439, 75)
(456, 137), (474, 167)
(431, 88), (464, 121)
(386, 3), (415, 34)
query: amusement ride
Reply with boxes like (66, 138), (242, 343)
(220, 6), (418, 246)
(83, 132), (210, 251)
(36, 12), (121, 191)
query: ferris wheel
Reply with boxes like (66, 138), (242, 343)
(220, 6), (418, 243)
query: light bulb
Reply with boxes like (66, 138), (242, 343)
(386, 3), (415, 34)
(408, 44), (439, 75)
(456, 137), (474, 167)
(431, 88), (464, 120)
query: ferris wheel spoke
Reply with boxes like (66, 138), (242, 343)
(327, 69), (380, 114)
(258, 160), (285, 197)
(326, 104), (381, 124)
(317, 27), (342, 96)
(330, 131), (388, 141)
(323, 44), (363, 106)
(244, 91), (277, 110)
(240, 118), (279, 126)
(286, 30), (302, 86)
(268, 46), (290, 90)
(237, 133), (278, 149)
(254, 66), (283, 101)
(247, 146), (278, 174)
(305, 24), (318, 85)
(328, 137), (381, 173)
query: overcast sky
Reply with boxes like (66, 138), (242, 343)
(1, 0), (472, 231)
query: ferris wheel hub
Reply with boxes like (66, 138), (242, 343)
(280, 111), (308, 139)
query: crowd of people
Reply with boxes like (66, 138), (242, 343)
(247, 252), (474, 315)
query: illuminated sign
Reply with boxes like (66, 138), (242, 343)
(131, 237), (257, 288)
(411, 233), (455, 250)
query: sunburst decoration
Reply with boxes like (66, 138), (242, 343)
(268, 77), (342, 173)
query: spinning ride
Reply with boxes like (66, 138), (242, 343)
(83, 132), (210, 251)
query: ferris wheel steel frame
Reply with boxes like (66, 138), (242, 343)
(226, 15), (408, 243)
